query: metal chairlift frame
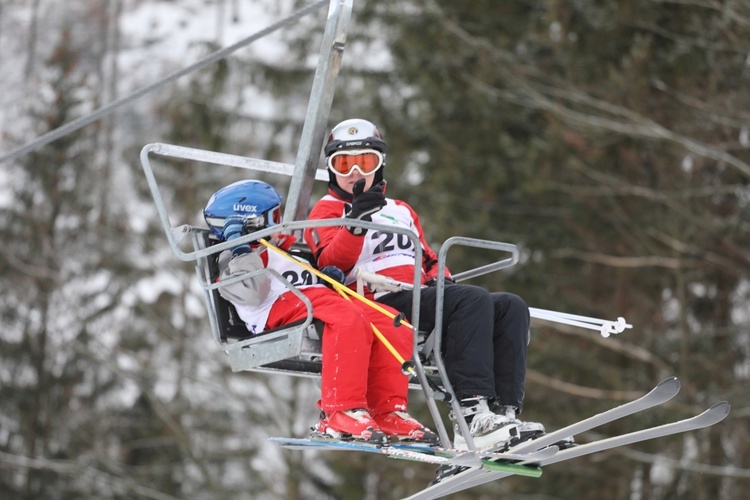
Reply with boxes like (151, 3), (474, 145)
(142, 139), (522, 450)
(140, 0), (527, 451)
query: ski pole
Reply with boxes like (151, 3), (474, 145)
(258, 238), (416, 376)
(332, 286), (417, 377)
(258, 238), (413, 329)
(354, 268), (414, 292)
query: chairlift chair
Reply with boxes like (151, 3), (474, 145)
(141, 139), (529, 452)
(137, 0), (630, 451)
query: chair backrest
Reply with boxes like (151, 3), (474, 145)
(205, 236), (318, 340)
(200, 234), (326, 378)
(207, 252), (256, 342)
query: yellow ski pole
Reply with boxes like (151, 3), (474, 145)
(258, 238), (417, 376)
(331, 286), (417, 377)
(258, 238), (413, 329)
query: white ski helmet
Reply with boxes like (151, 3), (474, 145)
(324, 118), (387, 188)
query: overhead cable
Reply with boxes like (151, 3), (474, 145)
(0, 0), (328, 165)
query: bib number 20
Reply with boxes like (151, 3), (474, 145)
(372, 231), (413, 254)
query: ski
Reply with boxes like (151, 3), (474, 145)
(432, 401), (730, 497)
(386, 442), (557, 469)
(404, 377), (682, 499)
(542, 401), (729, 465)
(268, 436), (384, 452)
(382, 447), (547, 477)
(268, 436), (556, 474)
(511, 377), (681, 454)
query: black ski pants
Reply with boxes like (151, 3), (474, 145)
(379, 284), (530, 412)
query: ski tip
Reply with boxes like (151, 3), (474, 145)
(653, 377), (681, 399)
(267, 437), (315, 449)
(705, 401), (731, 423)
(268, 436), (306, 444)
(688, 401), (731, 429)
(657, 376), (680, 390)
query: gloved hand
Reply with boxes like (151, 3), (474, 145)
(319, 266), (346, 287)
(223, 215), (245, 241)
(223, 215), (250, 256)
(347, 179), (386, 235)
(426, 276), (456, 287)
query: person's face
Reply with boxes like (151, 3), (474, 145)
(335, 170), (376, 194)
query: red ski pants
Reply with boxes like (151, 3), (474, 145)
(265, 286), (413, 415)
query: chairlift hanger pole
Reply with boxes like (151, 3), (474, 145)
(284, 0), (354, 224)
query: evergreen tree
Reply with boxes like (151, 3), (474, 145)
(2, 1), (746, 498)
(328, 1), (749, 498)
(0, 26), (138, 498)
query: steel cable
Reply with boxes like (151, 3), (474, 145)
(0, 0), (329, 165)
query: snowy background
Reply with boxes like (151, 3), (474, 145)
(1, 1), (747, 499)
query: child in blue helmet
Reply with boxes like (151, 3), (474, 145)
(205, 180), (437, 444)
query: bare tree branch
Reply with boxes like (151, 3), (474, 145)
(648, 0), (750, 29)
(534, 322), (673, 374)
(549, 248), (686, 269)
(526, 369), (646, 400)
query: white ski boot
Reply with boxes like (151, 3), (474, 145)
(450, 397), (520, 451)
(493, 404), (546, 444)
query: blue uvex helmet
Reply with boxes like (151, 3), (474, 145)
(204, 180), (283, 239)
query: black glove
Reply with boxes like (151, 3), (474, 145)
(347, 179), (386, 235)
(319, 266), (346, 287)
(426, 276), (456, 287)
(223, 215), (251, 256)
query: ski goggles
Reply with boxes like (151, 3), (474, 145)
(208, 206), (282, 234)
(326, 149), (384, 177)
(243, 206), (282, 229)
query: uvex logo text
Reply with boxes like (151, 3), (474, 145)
(233, 203), (258, 212)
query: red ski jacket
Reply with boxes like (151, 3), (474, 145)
(305, 188), (451, 296)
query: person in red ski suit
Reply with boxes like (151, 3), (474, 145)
(206, 180), (436, 444)
(304, 119), (545, 452)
